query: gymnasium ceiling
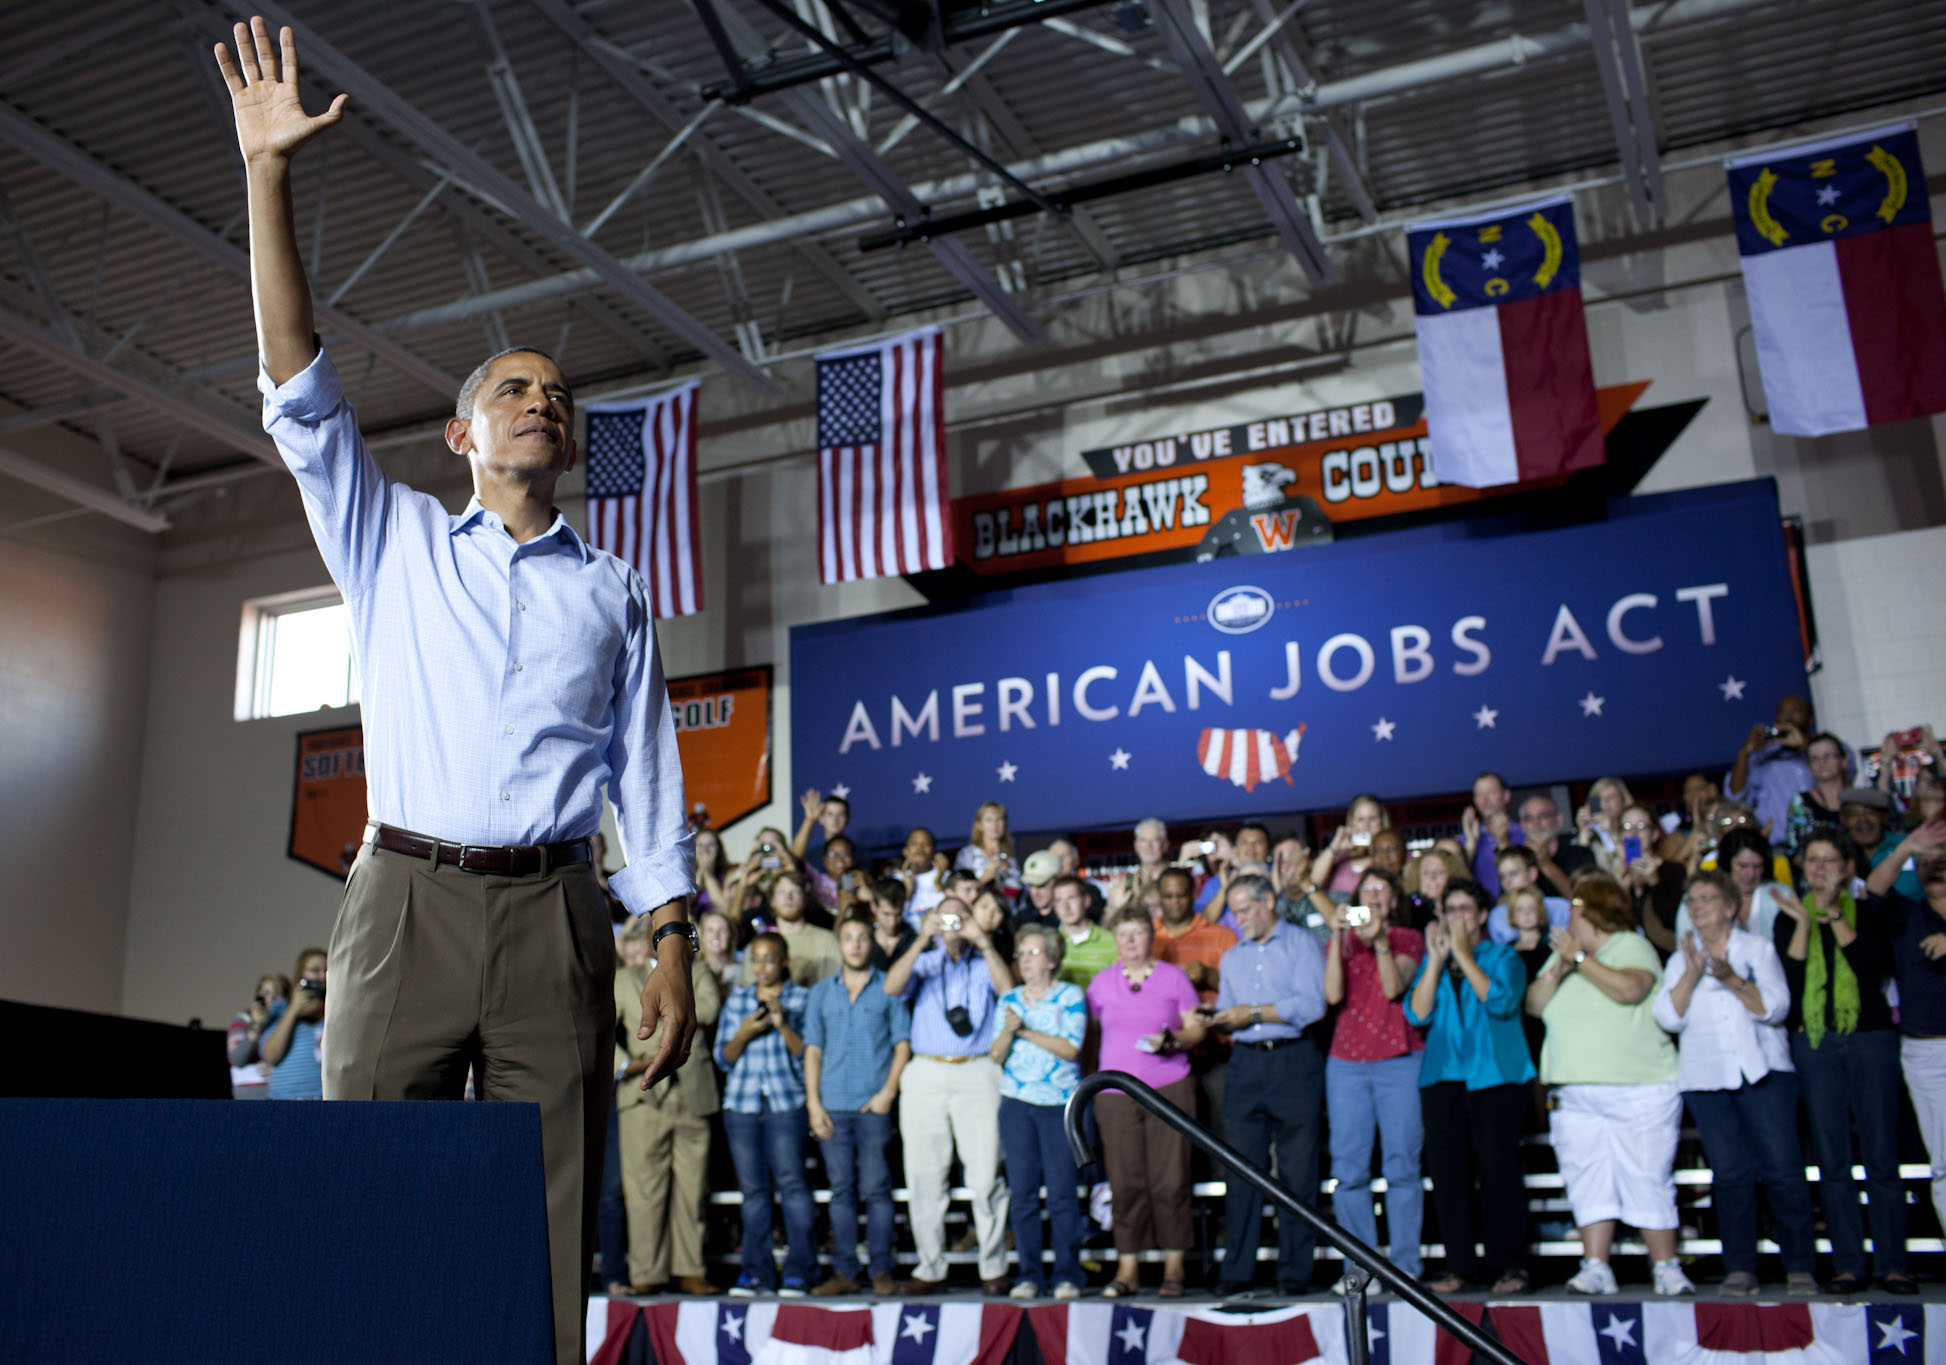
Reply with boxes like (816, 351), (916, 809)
(1, 0), (1942, 538)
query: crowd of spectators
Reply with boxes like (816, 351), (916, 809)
(236, 699), (1946, 1302)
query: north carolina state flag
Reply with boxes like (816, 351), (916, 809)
(1406, 194), (1603, 488)
(1727, 124), (1946, 436)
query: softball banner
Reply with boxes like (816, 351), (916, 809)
(288, 724), (366, 878)
(669, 665), (773, 831)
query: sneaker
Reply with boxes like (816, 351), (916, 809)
(812, 1273), (859, 1297)
(778, 1277), (810, 1299)
(1053, 1282), (1082, 1301)
(1566, 1259), (1619, 1296)
(1719, 1271), (1760, 1297)
(728, 1273), (763, 1298)
(1652, 1260), (1696, 1297)
(1785, 1272), (1819, 1297)
(1010, 1282), (1040, 1300)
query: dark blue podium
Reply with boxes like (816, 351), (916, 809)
(0, 1099), (554, 1364)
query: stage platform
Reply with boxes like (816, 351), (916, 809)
(587, 1287), (1946, 1364)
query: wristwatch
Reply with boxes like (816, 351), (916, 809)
(1571, 950), (1587, 967)
(652, 920), (700, 956)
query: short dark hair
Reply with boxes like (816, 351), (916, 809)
(826, 834), (855, 857)
(1495, 843), (1540, 873)
(1158, 866), (1194, 893)
(1441, 879), (1491, 916)
(1050, 873), (1087, 898)
(1717, 826), (1771, 868)
(454, 346), (568, 422)
(823, 795), (851, 814)
(1236, 821), (1271, 844)
(1800, 825), (1859, 870)
(1475, 770), (1508, 791)
(748, 929), (789, 962)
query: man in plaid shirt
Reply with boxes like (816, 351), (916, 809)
(715, 933), (815, 1295)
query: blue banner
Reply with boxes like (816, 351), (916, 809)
(790, 481), (1806, 849)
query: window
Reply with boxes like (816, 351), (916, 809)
(235, 587), (360, 721)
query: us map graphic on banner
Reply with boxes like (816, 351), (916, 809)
(793, 481), (1806, 847)
(288, 724), (366, 878)
(669, 665), (773, 831)
(956, 383), (1657, 578)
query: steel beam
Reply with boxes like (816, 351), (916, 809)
(234, 0), (779, 394)
(1586, 0), (1666, 224)
(0, 303), (278, 465)
(0, 445), (170, 533)
(1148, 0), (1336, 285)
(0, 98), (459, 399)
(526, 0), (886, 320)
(710, 1), (1045, 342)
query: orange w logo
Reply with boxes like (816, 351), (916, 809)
(1251, 511), (1300, 551)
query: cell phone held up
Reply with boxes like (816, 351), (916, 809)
(760, 840), (781, 871)
(1623, 835), (1643, 864)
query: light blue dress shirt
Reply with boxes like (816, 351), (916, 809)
(260, 349), (693, 914)
(1214, 919), (1328, 1041)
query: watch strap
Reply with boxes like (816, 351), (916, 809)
(652, 920), (699, 955)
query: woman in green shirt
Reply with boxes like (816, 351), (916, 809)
(1526, 871), (1689, 1298)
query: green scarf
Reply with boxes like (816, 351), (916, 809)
(1802, 888), (1860, 1050)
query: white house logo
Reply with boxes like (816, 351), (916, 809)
(1208, 585), (1275, 634)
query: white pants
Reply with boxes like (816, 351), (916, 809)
(899, 1056), (1010, 1281)
(1550, 1082), (1682, 1230)
(1902, 1035), (1946, 1232)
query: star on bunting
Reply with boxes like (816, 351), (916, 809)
(901, 1314), (935, 1345)
(721, 1311), (745, 1342)
(1875, 1314), (1919, 1354)
(1598, 1313), (1637, 1350)
(1115, 1319), (1147, 1354)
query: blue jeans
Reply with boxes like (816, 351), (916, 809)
(1326, 1053), (1425, 1278)
(598, 1095), (628, 1286)
(1791, 1029), (1907, 1277)
(1685, 1071), (1817, 1274)
(817, 1110), (896, 1278)
(998, 1097), (1085, 1290)
(724, 1104), (817, 1286)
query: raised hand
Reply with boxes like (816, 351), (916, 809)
(1679, 930), (1705, 977)
(1424, 921), (1450, 960)
(800, 788), (823, 819)
(214, 18), (347, 164)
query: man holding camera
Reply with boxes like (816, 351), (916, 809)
(1726, 694), (1818, 839)
(884, 897), (1014, 1292)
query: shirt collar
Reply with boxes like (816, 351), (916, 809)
(451, 495), (590, 561)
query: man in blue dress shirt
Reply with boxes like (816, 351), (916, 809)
(1210, 874), (1328, 1296)
(217, 23), (696, 1364)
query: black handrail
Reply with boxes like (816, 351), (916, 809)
(1065, 1071), (1526, 1365)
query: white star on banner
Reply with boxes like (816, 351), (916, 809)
(1109, 748), (1132, 771)
(1473, 705), (1499, 729)
(997, 761), (1018, 783)
(721, 1311), (745, 1342)
(1597, 1313), (1637, 1351)
(1481, 247), (1505, 270)
(1817, 184), (1841, 206)
(901, 1314), (935, 1345)
(1579, 692), (1606, 717)
(1115, 1319), (1147, 1354)
(1875, 1314), (1919, 1355)
(1719, 676), (1746, 701)
(911, 772), (933, 794)
(1372, 717), (1396, 741)
(830, 782), (851, 800)
(1368, 1322), (1384, 1344)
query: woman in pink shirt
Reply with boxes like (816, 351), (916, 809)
(1322, 867), (1426, 1289)
(1086, 909), (1207, 1298)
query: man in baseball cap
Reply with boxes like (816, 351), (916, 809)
(1015, 849), (1062, 929)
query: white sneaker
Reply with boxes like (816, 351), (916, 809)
(1652, 1259), (1696, 1297)
(1010, 1282), (1039, 1300)
(1566, 1259), (1619, 1295)
(1053, 1282), (1081, 1301)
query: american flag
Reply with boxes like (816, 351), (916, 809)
(584, 382), (703, 618)
(816, 327), (952, 584)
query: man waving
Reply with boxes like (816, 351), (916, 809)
(215, 20), (696, 1364)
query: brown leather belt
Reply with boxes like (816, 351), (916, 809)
(367, 822), (593, 877)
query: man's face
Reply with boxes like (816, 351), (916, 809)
(1520, 797), (1561, 843)
(819, 801), (849, 838)
(1776, 695), (1813, 734)
(838, 919), (873, 970)
(1027, 880), (1054, 910)
(1473, 775), (1508, 817)
(1234, 827), (1270, 864)
(448, 351), (576, 480)
(1156, 873), (1193, 923)
(1052, 883), (1087, 927)
(1049, 840), (1079, 874)
(772, 877), (805, 922)
(1841, 802), (1885, 850)
(1370, 830), (1406, 875)
(1133, 824), (1166, 866)
(1228, 888), (1276, 942)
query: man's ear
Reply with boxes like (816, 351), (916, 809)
(444, 415), (471, 455)
(562, 435), (578, 474)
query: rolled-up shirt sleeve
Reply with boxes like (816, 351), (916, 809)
(604, 580), (696, 917)
(258, 347), (390, 599)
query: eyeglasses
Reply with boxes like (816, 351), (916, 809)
(1016, 946), (1046, 958)
(1619, 820), (1653, 833)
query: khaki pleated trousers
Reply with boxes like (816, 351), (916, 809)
(323, 841), (615, 1365)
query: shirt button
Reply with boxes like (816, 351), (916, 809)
(502, 791), (511, 801)
(518, 601), (527, 611)
(505, 725), (514, 735)
(513, 663), (523, 672)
